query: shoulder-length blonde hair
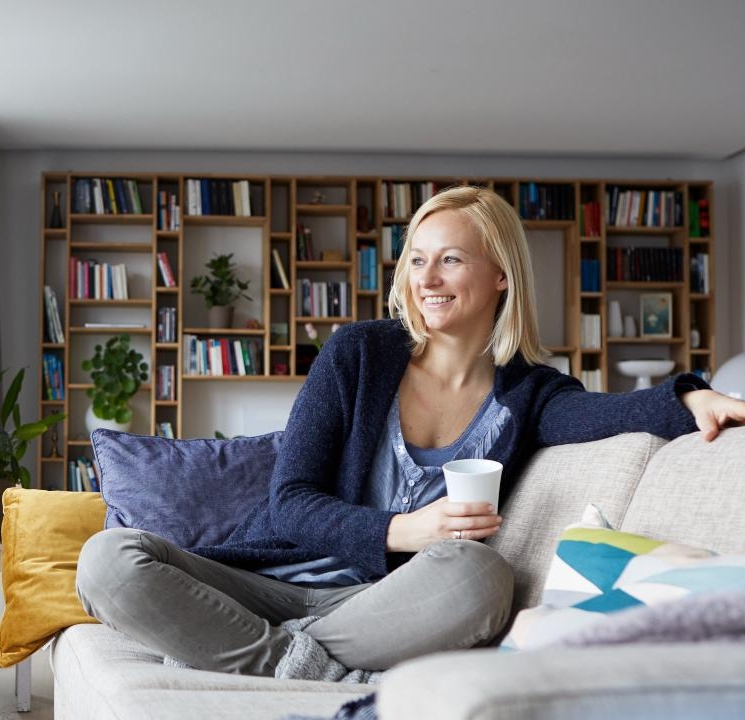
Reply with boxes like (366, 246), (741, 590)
(388, 185), (546, 366)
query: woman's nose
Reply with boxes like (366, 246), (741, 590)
(419, 263), (442, 287)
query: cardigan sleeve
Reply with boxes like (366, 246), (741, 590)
(267, 328), (398, 580)
(533, 369), (706, 447)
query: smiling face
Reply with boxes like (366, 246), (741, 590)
(408, 209), (508, 338)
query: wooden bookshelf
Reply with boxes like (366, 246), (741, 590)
(37, 172), (715, 490)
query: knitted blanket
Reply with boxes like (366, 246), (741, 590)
(283, 589), (745, 720)
(559, 589), (745, 647)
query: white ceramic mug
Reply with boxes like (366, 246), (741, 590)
(442, 458), (503, 509)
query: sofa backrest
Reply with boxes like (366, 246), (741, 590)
(620, 426), (745, 553)
(488, 432), (667, 613)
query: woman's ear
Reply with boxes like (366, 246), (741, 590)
(495, 272), (508, 292)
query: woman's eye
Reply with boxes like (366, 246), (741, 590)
(410, 256), (425, 267)
(443, 255), (461, 264)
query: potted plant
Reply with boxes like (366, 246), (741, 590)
(1, 367), (66, 489)
(190, 253), (252, 328)
(81, 334), (149, 433)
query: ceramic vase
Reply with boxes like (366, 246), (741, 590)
(623, 315), (637, 338)
(608, 301), (623, 338)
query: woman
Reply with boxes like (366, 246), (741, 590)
(77, 186), (745, 679)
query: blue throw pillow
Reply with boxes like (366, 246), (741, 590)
(91, 429), (283, 549)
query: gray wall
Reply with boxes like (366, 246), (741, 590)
(0, 149), (738, 482)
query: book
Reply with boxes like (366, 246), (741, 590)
(240, 180), (251, 216)
(156, 421), (174, 439)
(157, 252), (177, 287)
(271, 249), (290, 289)
(43, 285), (64, 342)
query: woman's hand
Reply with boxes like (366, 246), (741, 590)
(386, 497), (502, 552)
(681, 389), (745, 441)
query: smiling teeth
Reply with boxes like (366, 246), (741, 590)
(424, 296), (454, 304)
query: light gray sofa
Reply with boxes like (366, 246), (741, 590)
(50, 427), (745, 719)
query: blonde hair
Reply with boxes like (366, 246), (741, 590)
(388, 185), (546, 366)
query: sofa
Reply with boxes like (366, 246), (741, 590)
(2, 426), (745, 719)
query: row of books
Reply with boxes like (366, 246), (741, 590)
(155, 365), (176, 401)
(68, 457), (100, 492)
(70, 257), (129, 300)
(42, 352), (65, 400)
(297, 279), (351, 318)
(606, 187), (684, 228)
(157, 251), (177, 287)
(579, 201), (602, 237)
(518, 183), (575, 221)
(688, 198), (710, 237)
(357, 245), (378, 290)
(580, 259), (601, 292)
(183, 334), (263, 376)
(185, 178), (252, 216)
(381, 224), (405, 261)
(606, 247), (683, 283)
(690, 252), (711, 294)
(580, 314), (602, 350)
(74, 177), (144, 215)
(382, 181), (441, 219)
(43, 285), (65, 343)
(157, 190), (181, 231)
(580, 368), (603, 393)
(157, 306), (177, 343)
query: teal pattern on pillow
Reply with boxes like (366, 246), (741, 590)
(500, 504), (745, 650)
(91, 429), (282, 550)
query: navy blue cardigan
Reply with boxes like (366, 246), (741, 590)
(194, 319), (703, 581)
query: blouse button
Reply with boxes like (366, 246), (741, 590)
(402, 497), (410, 504)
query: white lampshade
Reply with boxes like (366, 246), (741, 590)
(711, 352), (745, 400)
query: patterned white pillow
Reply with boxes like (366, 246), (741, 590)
(500, 504), (745, 651)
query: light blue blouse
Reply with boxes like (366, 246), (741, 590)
(256, 392), (510, 586)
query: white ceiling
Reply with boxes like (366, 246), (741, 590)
(2, 0), (745, 159)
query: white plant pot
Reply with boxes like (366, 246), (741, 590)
(85, 405), (132, 435)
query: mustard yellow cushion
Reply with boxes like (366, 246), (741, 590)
(0, 488), (106, 667)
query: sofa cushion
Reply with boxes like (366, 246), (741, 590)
(488, 432), (667, 613)
(0, 488), (105, 667)
(52, 624), (369, 720)
(499, 504), (745, 651)
(621, 426), (745, 552)
(92, 429), (282, 549)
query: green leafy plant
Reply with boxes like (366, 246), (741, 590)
(1, 367), (65, 488)
(81, 334), (149, 423)
(190, 253), (252, 308)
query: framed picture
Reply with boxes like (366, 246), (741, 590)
(640, 293), (673, 338)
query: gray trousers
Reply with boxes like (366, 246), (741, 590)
(76, 528), (513, 676)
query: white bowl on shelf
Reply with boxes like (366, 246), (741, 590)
(615, 359), (675, 391)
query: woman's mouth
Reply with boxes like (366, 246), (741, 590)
(423, 295), (454, 305)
